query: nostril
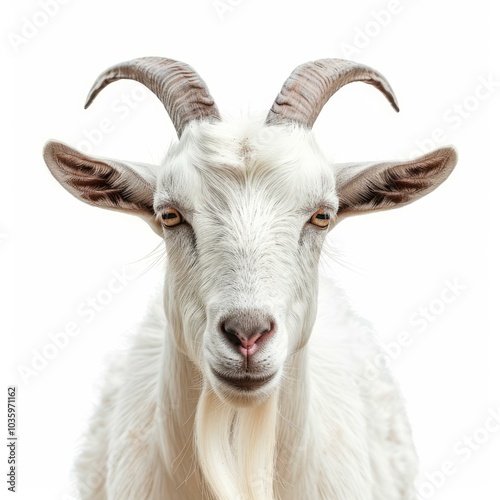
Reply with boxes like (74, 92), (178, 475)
(221, 323), (241, 346)
(223, 325), (237, 336)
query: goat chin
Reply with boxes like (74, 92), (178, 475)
(195, 387), (278, 500)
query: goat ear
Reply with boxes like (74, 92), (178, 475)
(43, 140), (161, 235)
(335, 147), (457, 223)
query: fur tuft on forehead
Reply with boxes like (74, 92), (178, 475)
(166, 115), (330, 175)
(157, 115), (338, 214)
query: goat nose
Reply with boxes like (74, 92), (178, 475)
(220, 312), (275, 357)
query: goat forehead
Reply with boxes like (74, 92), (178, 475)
(158, 119), (337, 211)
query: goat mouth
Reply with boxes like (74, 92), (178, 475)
(211, 368), (276, 391)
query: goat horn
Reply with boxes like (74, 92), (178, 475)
(84, 57), (220, 137)
(265, 59), (399, 128)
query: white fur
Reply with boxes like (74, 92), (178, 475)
(66, 117), (419, 499)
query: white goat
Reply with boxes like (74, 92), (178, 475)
(43, 57), (457, 500)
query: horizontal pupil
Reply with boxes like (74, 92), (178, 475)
(163, 212), (179, 220)
(315, 213), (329, 220)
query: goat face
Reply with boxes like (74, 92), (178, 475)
(156, 121), (337, 404)
(44, 57), (457, 408)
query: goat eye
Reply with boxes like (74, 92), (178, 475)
(161, 208), (183, 228)
(309, 209), (330, 229)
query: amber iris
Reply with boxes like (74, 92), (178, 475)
(310, 209), (330, 228)
(161, 208), (183, 227)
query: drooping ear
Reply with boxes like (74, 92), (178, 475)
(43, 140), (161, 235)
(334, 147), (458, 223)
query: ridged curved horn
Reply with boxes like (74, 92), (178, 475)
(84, 57), (220, 137)
(265, 58), (399, 128)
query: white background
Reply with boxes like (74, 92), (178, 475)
(1, 0), (498, 499)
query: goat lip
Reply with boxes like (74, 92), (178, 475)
(211, 368), (276, 391)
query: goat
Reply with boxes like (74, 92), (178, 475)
(43, 57), (457, 500)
